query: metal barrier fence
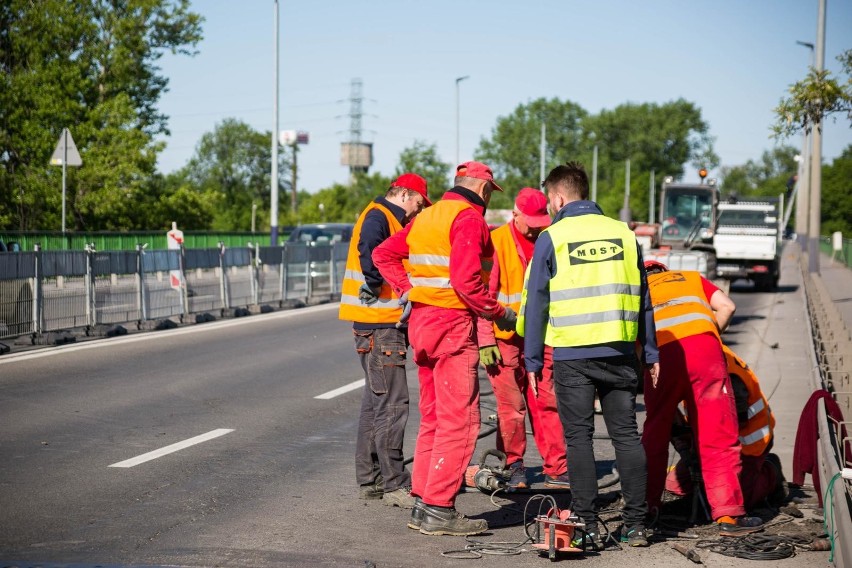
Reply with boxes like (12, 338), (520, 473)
(0, 242), (348, 340)
(800, 247), (852, 567)
(820, 235), (852, 270)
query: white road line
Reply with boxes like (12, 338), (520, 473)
(315, 378), (365, 400)
(0, 303), (340, 366)
(108, 428), (234, 468)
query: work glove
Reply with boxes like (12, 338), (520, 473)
(358, 283), (381, 305)
(479, 345), (502, 367)
(494, 306), (517, 332)
(395, 290), (411, 329)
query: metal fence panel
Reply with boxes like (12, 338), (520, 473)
(93, 274), (139, 325)
(42, 277), (89, 331)
(144, 272), (184, 320)
(142, 250), (180, 272)
(42, 251), (87, 277)
(185, 249), (220, 270)
(186, 268), (223, 313)
(0, 252), (36, 279)
(0, 278), (34, 338)
(226, 266), (254, 308)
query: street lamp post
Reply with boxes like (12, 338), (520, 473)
(270, 0), (280, 246)
(807, 0), (826, 274)
(795, 40), (814, 249)
(455, 75), (470, 165)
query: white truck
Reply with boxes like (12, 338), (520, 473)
(713, 198), (782, 292)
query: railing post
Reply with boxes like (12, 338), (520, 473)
(279, 246), (287, 303)
(179, 243), (189, 320)
(136, 244), (148, 322)
(85, 243), (95, 327)
(304, 245), (312, 303)
(218, 241), (230, 310)
(329, 244), (336, 295)
(32, 244), (43, 336)
(250, 242), (260, 306)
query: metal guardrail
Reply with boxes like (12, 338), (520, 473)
(800, 249), (852, 567)
(820, 235), (852, 270)
(0, 242), (348, 340)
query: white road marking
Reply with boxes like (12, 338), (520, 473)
(108, 428), (234, 468)
(315, 378), (365, 400)
(0, 303), (340, 366)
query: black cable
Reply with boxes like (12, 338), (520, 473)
(696, 534), (797, 560)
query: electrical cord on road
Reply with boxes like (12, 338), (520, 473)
(695, 533), (810, 560)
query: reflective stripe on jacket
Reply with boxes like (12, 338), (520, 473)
(724, 344), (775, 456)
(406, 200), (489, 309)
(491, 223), (526, 340)
(647, 270), (720, 346)
(338, 202), (404, 323)
(535, 214), (641, 347)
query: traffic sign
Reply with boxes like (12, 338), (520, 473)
(49, 128), (82, 167)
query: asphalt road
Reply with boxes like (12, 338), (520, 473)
(0, 283), (820, 567)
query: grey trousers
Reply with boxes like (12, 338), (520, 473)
(354, 327), (411, 492)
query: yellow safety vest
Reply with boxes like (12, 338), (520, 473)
(490, 223), (527, 340)
(406, 200), (490, 309)
(523, 214), (642, 347)
(647, 270), (720, 346)
(724, 345), (775, 456)
(338, 202), (404, 324)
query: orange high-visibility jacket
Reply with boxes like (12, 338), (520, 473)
(338, 202), (404, 324)
(406, 200), (490, 309)
(647, 270), (720, 346)
(724, 345), (775, 456)
(490, 223), (525, 340)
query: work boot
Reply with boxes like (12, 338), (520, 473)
(419, 503), (488, 536)
(620, 525), (650, 547)
(383, 486), (416, 509)
(544, 472), (571, 489)
(358, 476), (384, 500)
(507, 461), (528, 491)
(718, 515), (763, 537)
(571, 524), (603, 551)
(408, 497), (425, 530)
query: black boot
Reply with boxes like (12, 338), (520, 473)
(408, 497), (424, 530)
(419, 503), (488, 536)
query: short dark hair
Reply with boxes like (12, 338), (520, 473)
(543, 161), (589, 200)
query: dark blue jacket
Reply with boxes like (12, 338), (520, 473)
(523, 200), (659, 372)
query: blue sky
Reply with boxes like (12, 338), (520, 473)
(156, 0), (852, 193)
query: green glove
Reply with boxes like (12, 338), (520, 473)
(479, 345), (502, 367)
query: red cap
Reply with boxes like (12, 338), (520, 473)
(514, 188), (551, 228)
(644, 260), (669, 272)
(391, 173), (431, 206)
(456, 161), (504, 192)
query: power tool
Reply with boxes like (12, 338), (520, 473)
(464, 449), (513, 493)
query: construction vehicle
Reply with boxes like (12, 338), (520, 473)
(632, 169), (720, 280)
(713, 196), (782, 291)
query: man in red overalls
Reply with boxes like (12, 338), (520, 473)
(642, 260), (763, 537)
(373, 161), (515, 536)
(478, 188), (569, 490)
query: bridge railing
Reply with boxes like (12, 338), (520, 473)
(0, 242), (348, 341)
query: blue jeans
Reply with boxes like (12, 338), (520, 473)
(553, 355), (648, 531)
(354, 327), (411, 492)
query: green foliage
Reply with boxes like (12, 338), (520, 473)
(719, 146), (799, 198)
(773, 50), (852, 137)
(179, 118), (290, 231)
(475, 98), (587, 209)
(396, 140), (451, 203)
(0, 0), (202, 231)
(821, 145), (852, 235)
(296, 172), (390, 224)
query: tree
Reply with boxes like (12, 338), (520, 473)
(396, 140), (451, 203)
(179, 119), (291, 231)
(821, 145), (852, 236)
(0, 0), (203, 231)
(773, 50), (852, 137)
(719, 146), (799, 198)
(475, 98), (587, 209)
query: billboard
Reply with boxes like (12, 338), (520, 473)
(340, 142), (373, 168)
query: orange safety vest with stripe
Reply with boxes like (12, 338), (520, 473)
(724, 345), (775, 456)
(647, 270), (720, 346)
(338, 202), (405, 324)
(490, 223), (526, 340)
(406, 200), (490, 309)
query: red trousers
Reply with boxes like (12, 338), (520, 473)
(408, 305), (480, 508)
(666, 452), (778, 510)
(642, 334), (745, 519)
(486, 336), (567, 475)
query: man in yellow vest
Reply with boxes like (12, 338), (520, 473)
(665, 344), (782, 509)
(373, 161), (515, 536)
(478, 188), (569, 491)
(339, 173), (430, 510)
(518, 162), (659, 549)
(642, 260), (764, 537)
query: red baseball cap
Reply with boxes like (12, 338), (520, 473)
(514, 187), (551, 228)
(455, 161), (504, 192)
(390, 173), (431, 206)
